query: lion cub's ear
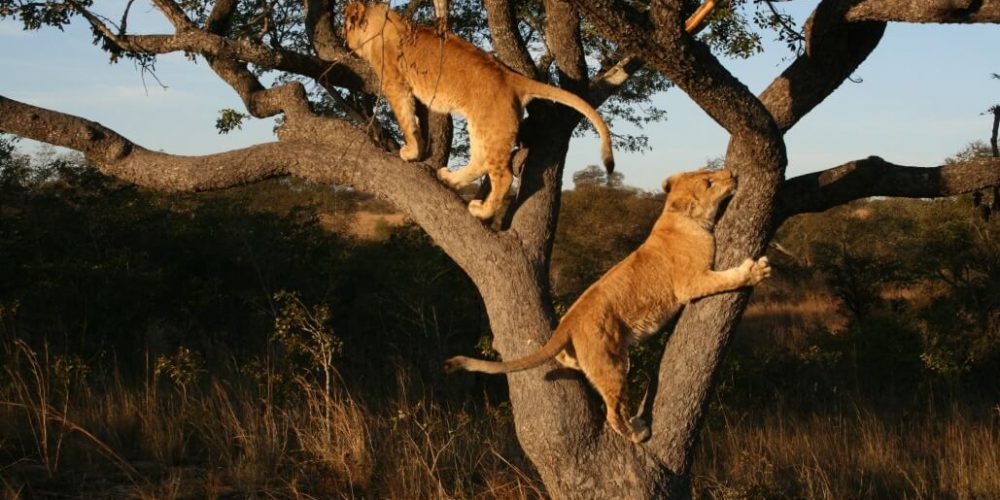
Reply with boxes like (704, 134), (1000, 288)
(344, 2), (368, 31)
(661, 175), (674, 193)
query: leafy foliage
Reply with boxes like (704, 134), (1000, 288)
(216, 108), (250, 133)
(1, 0), (805, 158)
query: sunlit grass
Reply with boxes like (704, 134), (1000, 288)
(694, 405), (1000, 499)
(0, 334), (543, 498)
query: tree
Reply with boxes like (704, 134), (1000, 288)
(2, 0), (1000, 497)
(989, 73), (999, 157)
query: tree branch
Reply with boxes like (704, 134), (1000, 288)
(302, 0), (376, 89)
(206, 0), (238, 33)
(542, 0), (587, 91)
(149, 0), (197, 30)
(843, 0), (1000, 23)
(483, 0), (540, 78)
(759, 0), (886, 132)
(71, 1), (375, 93)
(571, 0), (782, 142)
(777, 156), (1000, 221)
(589, 55), (644, 105)
(0, 93), (511, 279)
(584, 0), (714, 106)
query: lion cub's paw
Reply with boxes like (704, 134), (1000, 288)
(747, 256), (771, 285)
(467, 200), (493, 220)
(437, 167), (460, 188)
(629, 416), (651, 443)
(399, 143), (421, 162)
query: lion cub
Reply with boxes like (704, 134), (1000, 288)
(343, 2), (614, 220)
(444, 168), (771, 443)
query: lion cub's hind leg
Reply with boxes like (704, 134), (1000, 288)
(466, 117), (519, 219)
(468, 161), (513, 220)
(554, 345), (581, 371)
(576, 336), (650, 443)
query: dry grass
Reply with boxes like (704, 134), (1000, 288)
(317, 210), (407, 240)
(0, 340), (544, 498)
(740, 292), (848, 350)
(2, 293), (996, 498)
(693, 406), (1000, 499)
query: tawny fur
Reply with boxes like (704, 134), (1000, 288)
(444, 168), (772, 443)
(343, 2), (614, 220)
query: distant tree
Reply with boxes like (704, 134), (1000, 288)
(945, 140), (994, 164)
(989, 73), (999, 157)
(3, 0), (1000, 496)
(571, 164), (624, 188)
(554, 170), (659, 303)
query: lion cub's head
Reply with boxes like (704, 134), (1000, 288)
(661, 168), (736, 225)
(343, 2), (388, 51)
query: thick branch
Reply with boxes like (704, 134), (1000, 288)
(589, 55), (644, 104)
(0, 94), (277, 189)
(304, 0), (343, 59)
(302, 0), (378, 90)
(483, 0), (540, 78)
(0, 94), (507, 279)
(777, 156), (1000, 220)
(206, 0), (238, 33)
(73, 3), (374, 93)
(844, 0), (1000, 23)
(571, 0), (783, 141)
(543, 0), (587, 90)
(760, 0), (885, 132)
(195, 0), (274, 114)
(150, 0), (196, 30)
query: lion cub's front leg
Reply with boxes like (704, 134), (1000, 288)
(382, 81), (424, 161)
(676, 257), (771, 303)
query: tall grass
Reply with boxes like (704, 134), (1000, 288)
(0, 343), (543, 498)
(0, 299), (544, 499)
(4, 332), (996, 499)
(693, 290), (1000, 499)
(693, 405), (1000, 499)
(1, 292), (995, 498)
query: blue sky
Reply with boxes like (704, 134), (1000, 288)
(1, 1), (997, 191)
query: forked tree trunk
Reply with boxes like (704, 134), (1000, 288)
(452, 113), (786, 497)
(471, 133), (681, 498)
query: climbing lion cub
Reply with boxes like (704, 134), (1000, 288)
(444, 168), (771, 443)
(343, 1), (614, 220)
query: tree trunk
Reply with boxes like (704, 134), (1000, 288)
(991, 106), (999, 158)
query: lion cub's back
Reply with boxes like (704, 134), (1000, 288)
(406, 29), (519, 114)
(570, 246), (679, 324)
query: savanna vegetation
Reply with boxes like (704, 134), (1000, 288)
(3, 0), (1000, 495)
(1, 139), (997, 498)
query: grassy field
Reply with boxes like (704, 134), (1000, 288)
(2, 293), (996, 499)
(1, 154), (997, 498)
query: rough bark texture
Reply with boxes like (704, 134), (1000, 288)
(2, 0), (1000, 498)
(483, 0), (540, 78)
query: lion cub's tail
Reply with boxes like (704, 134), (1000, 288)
(444, 327), (571, 375)
(514, 76), (615, 173)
